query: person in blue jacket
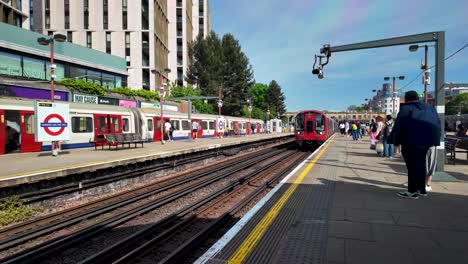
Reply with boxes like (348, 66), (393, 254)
(390, 91), (441, 199)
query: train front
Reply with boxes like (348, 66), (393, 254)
(294, 110), (328, 149)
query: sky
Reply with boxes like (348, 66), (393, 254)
(209, 0), (468, 112)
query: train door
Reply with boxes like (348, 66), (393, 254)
(190, 119), (203, 139)
(154, 116), (170, 142)
(233, 121), (239, 135)
(304, 113), (315, 137)
(20, 110), (42, 153)
(109, 115), (123, 134)
(94, 114), (109, 141)
(0, 110), (4, 154)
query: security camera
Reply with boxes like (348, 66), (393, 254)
(318, 72), (324, 79)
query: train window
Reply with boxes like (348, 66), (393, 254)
(295, 113), (304, 131)
(112, 117), (120, 132)
(316, 113), (325, 134)
(182, 120), (190, 130)
(122, 118), (129, 132)
(25, 114), (34, 134)
(98, 116), (106, 132)
(171, 120), (179, 130)
(147, 119), (153, 131)
(209, 121), (214, 130)
(72, 117), (93, 133)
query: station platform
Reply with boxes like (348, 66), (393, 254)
(196, 135), (468, 264)
(0, 133), (292, 188)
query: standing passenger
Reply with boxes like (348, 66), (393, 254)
(192, 120), (199, 140)
(392, 91), (441, 199)
(164, 120), (172, 142)
(383, 115), (394, 158)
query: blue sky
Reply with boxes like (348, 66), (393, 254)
(210, 0), (468, 112)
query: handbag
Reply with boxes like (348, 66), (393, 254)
(376, 143), (384, 153)
(370, 139), (377, 150)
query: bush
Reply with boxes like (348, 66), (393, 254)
(0, 195), (34, 226)
(56, 79), (106, 96)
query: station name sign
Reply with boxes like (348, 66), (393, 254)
(73, 94), (98, 104)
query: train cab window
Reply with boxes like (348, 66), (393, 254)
(25, 114), (34, 134)
(72, 117), (93, 133)
(182, 120), (190, 130)
(209, 121), (214, 130)
(111, 117), (120, 132)
(171, 120), (179, 130)
(147, 119), (153, 131)
(295, 113), (304, 131)
(316, 113), (325, 134)
(98, 116), (106, 132)
(122, 118), (129, 132)
(203, 121), (208, 130)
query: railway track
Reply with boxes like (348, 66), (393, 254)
(0, 144), (297, 263)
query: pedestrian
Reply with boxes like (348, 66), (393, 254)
(345, 121), (350, 137)
(351, 122), (359, 141)
(383, 115), (394, 158)
(192, 120), (199, 140)
(360, 122), (366, 136)
(391, 91), (441, 199)
(339, 122), (345, 136)
(456, 124), (467, 137)
(356, 120), (362, 138)
(164, 120), (172, 142)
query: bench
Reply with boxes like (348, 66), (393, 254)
(445, 136), (468, 164)
(445, 137), (458, 164)
(89, 134), (107, 150)
(91, 133), (145, 150)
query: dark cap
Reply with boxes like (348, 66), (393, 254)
(405, 91), (419, 102)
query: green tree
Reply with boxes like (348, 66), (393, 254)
(169, 84), (215, 114)
(446, 93), (468, 115)
(266, 80), (286, 117)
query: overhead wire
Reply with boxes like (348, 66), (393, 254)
(400, 42), (468, 90)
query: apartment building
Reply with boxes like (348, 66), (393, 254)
(31, 0), (170, 91)
(0, 0), (30, 29)
(168, 0), (209, 86)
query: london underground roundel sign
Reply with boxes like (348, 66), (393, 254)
(35, 102), (71, 142)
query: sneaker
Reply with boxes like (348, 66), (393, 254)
(403, 182), (408, 187)
(398, 191), (419, 199)
(419, 191), (428, 197)
(426, 185), (432, 191)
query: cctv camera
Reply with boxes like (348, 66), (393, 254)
(318, 72), (324, 79)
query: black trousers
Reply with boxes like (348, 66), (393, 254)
(402, 145), (429, 193)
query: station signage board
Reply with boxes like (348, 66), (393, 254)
(119, 99), (137, 108)
(73, 94), (98, 104)
(216, 117), (226, 134)
(34, 101), (71, 142)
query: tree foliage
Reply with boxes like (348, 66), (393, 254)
(446, 93), (468, 115)
(266, 80), (286, 117)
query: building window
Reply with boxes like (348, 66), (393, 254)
(29, 0), (34, 31)
(14, 14), (22, 27)
(141, 0), (149, 30)
(125, 32), (130, 66)
(64, 0), (69, 29)
(84, 0), (89, 29)
(86, 32), (92, 48)
(15, 0), (22, 11)
(106, 32), (111, 54)
(67, 31), (73, 42)
(122, 0), (127, 29)
(142, 32), (149, 66)
(103, 0), (108, 29)
(48, 31), (53, 36)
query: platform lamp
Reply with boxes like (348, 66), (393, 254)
(384, 76), (405, 115)
(37, 34), (66, 102)
(37, 34), (66, 156)
(266, 106), (270, 133)
(246, 98), (252, 134)
(409, 44), (434, 103)
(151, 68), (171, 144)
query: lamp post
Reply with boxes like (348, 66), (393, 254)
(409, 45), (434, 103)
(151, 68), (171, 144)
(384, 76), (405, 115)
(246, 98), (252, 134)
(266, 106), (270, 133)
(37, 34), (66, 156)
(217, 98), (223, 117)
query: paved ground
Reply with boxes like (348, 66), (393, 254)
(326, 135), (468, 264)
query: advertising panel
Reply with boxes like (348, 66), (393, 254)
(34, 101), (71, 142)
(0, 84), (68, 101)
(119, 99), (137, 108)
(73, 94), (98, 104)
(98, 96), (119, 106)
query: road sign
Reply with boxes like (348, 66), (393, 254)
(35, 101), (71, 142)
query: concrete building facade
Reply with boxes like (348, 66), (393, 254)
(30, 0), (170, 92)
(168, 0), (209, 86)
(0, 0), (30, 29)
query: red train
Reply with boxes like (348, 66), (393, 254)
(294, 110), (337, 149)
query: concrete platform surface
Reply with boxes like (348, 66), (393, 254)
(196, 135), (468, 264)
(0, 133), (292, 187)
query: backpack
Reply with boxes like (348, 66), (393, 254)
(384, 122), (393, 137)
(352, 124), (358, 130)
(371, 123), (377, 133)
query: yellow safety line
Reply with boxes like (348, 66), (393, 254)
(0, 146), (197, 180)
(228, 136), (335, 264)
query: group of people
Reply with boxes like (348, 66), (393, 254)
(369, 115), (395, 158)
(163, 120), (201, 143)
(338, 120), (367, 140)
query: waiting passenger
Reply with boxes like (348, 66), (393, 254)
(192, 121), (199, 140)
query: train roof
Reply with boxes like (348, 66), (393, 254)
(296, 110), (326, 115)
